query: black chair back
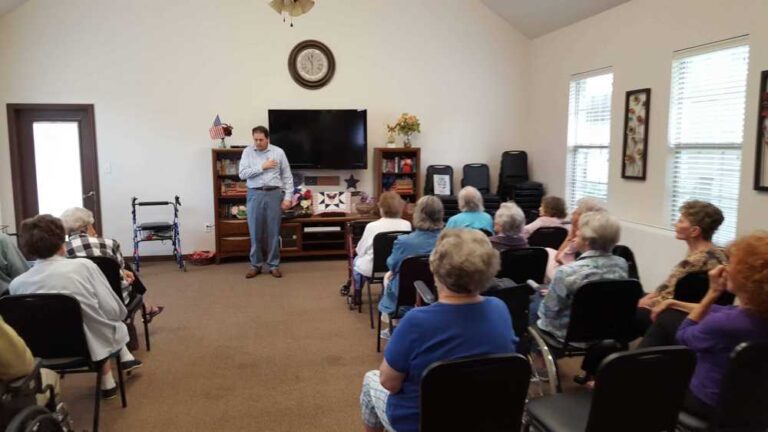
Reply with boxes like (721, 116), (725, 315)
(528, 226), (568, 249)
(371, 231), (409, 282)
(424, 165), (454, 196)
(421, 354), (531, 432)
(499, 150), (530, 180)
(587, 346), (696, 432)
(83, 256), (123, 298)
(674, 271), (736, 306)
(461, 163), (491, 195)
(565, 279), (644, 345)
(484, 284), (533, 354)
(348, 220), (372, 246)
(0, 294), (90, 360)
(612, 245), (640, 281)
(497, 247), (548, 284)
(397, 255), (433, 311)
(712, 341), (768, 431)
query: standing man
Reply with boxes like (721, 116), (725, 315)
(239, 126), (294, 278)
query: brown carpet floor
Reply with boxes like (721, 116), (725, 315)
(63, 259), (580, 431)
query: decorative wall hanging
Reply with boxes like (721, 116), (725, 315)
(288, 40), (335, 90)
(621, 88), (651, 180)
(269, 0), (315, 27)
(754, 70), (768, 191)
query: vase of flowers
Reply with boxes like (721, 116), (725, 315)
(390, 113), (421, 148)
(385, 125), (397, 148)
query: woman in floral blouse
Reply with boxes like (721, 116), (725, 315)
(636, 200), (727, 342)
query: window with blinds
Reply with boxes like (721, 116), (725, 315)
(668, 40), (749, 245)
(566, 71), (613, 209)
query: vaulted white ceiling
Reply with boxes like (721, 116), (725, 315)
(481, 0), (630, 39)
(0, 0), (25, 17)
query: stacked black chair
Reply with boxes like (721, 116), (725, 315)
(497, 247), (549, 284)
(497, 151), (544, 222)
(528, 279), (644, 392)
(85, 256), (150, 352)
(678, 341), (768, 432)
(528, 227), (569, 250)
(612, 244), (640, 281)
(421, 354), (531, 432)
(366, 231), (410, 330)
(0, 294), (127, 432)
(460, 163), (501, 217)
(526, 346), (696, 432)
(424, 165), (454, 196)
(377, 255), (432, 352)
(674, 271), (736, 306)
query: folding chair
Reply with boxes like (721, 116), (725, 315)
(365, 231), (410, 329)
(85, 256), (152, 352)
(0, 294), (127, 432)
(377, 255), (432, 352)
(424, 165), (454, 196)
(678, 341), (768, 432)
(484, 283), (534, 355)
(612, 244), (640, 281)
(528, 227), (569, 250)
(526, 346), (695, 432)
(674, 271), (735, 306)
(497, 247), (549, 284)
(421, 354), (531, 432)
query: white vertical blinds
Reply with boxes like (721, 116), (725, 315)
(566, 71), (613, 209)
(668, 41), (749, 245)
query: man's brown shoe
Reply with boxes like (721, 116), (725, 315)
(270, 268), (282, 278)
(245, 267), (262, 279)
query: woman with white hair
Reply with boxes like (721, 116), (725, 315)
(445, 186), (493, 233)
(60, 207), (164, 320)
(555, 196), (606, 265)
(535, 211), (628, 340)
(489, 202), (528, 252)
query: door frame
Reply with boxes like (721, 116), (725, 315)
(7, 103), (102, 234)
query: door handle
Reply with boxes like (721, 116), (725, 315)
(83, 191), (95, 199)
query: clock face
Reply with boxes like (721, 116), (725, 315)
(296, 48), (328, 82)
(288, 40), (335, 90)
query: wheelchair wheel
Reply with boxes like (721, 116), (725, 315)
(527, 325), (559, 398)
(5, 405), (64, 432)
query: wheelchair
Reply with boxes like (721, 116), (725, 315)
(1, 361), (73, 432)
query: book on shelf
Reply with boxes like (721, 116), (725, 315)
(216, 159), (241, 176)
(381, 156), (415, 174)
(221, 179), (247, 196)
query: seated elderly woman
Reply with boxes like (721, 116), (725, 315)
(522, 195), (568, 239)
(535, 211), (628, 340)
(489, 202), (528, 252)
(351, 192), (411, 305)
(9, 215), (142, 399)
(554, 196), (606, 266)
(60, 207), (164, 320)
(360, 229), (517, 432)
(378, 196), (444, 318)
(0, 232), (29, 294)
(635, 200), (727, 342)
(672, 232), (768, 419)
(445, 186), (493, 233)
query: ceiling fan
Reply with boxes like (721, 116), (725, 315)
(268, 0), (315, 27)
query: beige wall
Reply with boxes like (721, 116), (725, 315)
(0, 0), (530, 253)
(526, 0), (768, 288)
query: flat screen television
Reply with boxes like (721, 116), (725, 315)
(268, 109), (367, 169)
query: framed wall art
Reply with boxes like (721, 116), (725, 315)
(754, 70), (768, 191)
(622, 88), (650, 180)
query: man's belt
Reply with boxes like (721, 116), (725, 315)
(253, 186), (280, 191)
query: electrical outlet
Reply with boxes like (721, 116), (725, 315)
(204, 223), (213, 233)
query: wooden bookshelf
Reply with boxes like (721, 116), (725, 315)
(211, 149), (376, 262)
(373, 147), (421, 203)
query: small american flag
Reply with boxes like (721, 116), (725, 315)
(209, 114), (225, 140)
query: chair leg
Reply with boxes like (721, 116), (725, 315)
(142, 303), (151, 352)
(115, 356), (128, 408)
(367, 281), (375, 329)
(93, 364), (102, 432)
(376, 312), (382, 353)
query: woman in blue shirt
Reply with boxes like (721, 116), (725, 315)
(445, 186), (493, 233)
(360, 229), (517, 432)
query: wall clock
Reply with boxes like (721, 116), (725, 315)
(288, 40), (335, 90)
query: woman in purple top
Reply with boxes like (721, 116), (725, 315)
(359, 229), (517, 432)
(675, 232), (768, 419)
